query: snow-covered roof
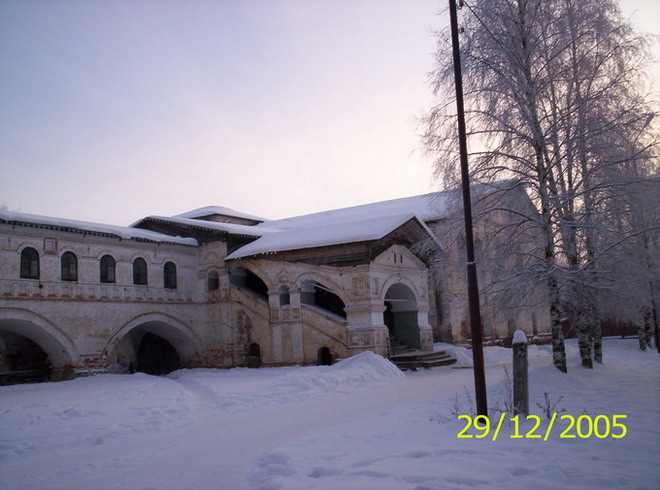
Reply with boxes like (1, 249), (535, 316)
(0, 210), (198, 246)
(255, 181), (514, 233)
(134, 215), (278, 238)
(257, 194), (454, 233)
(225, 213), (430, 260)
(225, 181), (512, 260)
(174, 206), (267, 223)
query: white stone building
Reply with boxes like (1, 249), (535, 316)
(0, 183), (550, 382)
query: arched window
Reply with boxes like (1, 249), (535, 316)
(20, 247), (40, 279)
(133, 258), (148, 285)
(100, 255), (116, 283)
(278, 286), (290, 306)
(61, 252), (78, 281)
(163, 261), (177, 289)
(207, 270), (220, 290)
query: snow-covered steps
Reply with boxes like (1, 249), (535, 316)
(390, 350), (457, 371)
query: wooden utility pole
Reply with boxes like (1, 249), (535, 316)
(448, 0), (488, 416)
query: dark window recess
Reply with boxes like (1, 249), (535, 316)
(61, 252), (78, 282)
(315, 285), (346, 318)
(279, 286), (290, 306)
(20, 247), (40, 279)
(229, 267), (268, 301)
(244, 270), (268, 299)
(301, 281), (346, 319)
(100, 255), (116, 283)
(207, 270), (219, 291)
(133, 258), (148, 285)
(163, 261), (177, 289)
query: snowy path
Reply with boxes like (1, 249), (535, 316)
(1, 340), (658, 489)
(1, 358), (485, 489)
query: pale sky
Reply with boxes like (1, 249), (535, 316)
(1, 0), (658, 225)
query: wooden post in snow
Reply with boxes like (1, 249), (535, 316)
(512, 330), (529, 416)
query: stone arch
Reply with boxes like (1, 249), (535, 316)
(0, 308), (78, 381)
(128, 252), (151, 263)
(94, 248), (119, 260)
(300, 279), (347, 319)
(379, 275), (423, 304)
(104, 312), (202, 374)
(275, 272), (297, 291)
(229, 264), (271, 300)
(230, 262), (275, 289)
(293, 272), (348, 305)
(383, 282), (421, 350)
(17, 241), (41, 254)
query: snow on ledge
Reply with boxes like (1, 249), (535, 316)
(0, 210), (198, 246)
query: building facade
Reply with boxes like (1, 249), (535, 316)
(0, 184), (550, 382)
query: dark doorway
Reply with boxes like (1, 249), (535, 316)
(247, 342), (261, 368)
(384, 283), (420, 350)
(137, 332), (181, 375)
(318, 346), (333, 366)
(0, 331), (52, 385)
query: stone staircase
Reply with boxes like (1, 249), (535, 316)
(389, 340), (457, 371)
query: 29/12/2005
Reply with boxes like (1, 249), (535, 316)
(457, 414), (628, 441)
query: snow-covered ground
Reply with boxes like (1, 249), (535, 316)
(1, 339), (658, 489)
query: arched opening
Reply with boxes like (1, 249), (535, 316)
(61, 251), (78, 282)
(207, 270), (220, 290)
(384, 283), (420, 352)
(0, 331), (51, 384)
(20, 247), (40, 279)
(229, 266), (268, 301)
(300, 280), (346, 319)
(133, 257), (148, 285)
(100, 255), (116, 283)
(317, 346), (332, 366)
(0, 316), (77, 384)
(137, 332), (180, 375)
(110, 319), (198, 375)
(163, 261), (177, 289)
(247, 342), (261, 368)
(278, 286), (290, 306)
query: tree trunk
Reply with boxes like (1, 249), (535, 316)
(638, 316), (647, 351)
(548, 276), (567, 372)
(593, 318), (603, 364)
(643, 306), (653, 350)
(576, 309), (593, 368)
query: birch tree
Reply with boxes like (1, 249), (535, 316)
(422, 0), (658, 371)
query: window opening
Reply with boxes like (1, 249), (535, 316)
(20, 247), (40, 279)
(163, 261), (177, 289)
(278, 286), (290, 306)
(100, 255), (116, 283)
(61, 252), (78, 282)
(207, 270), (220, 290)
(133, 258), (148, 285)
